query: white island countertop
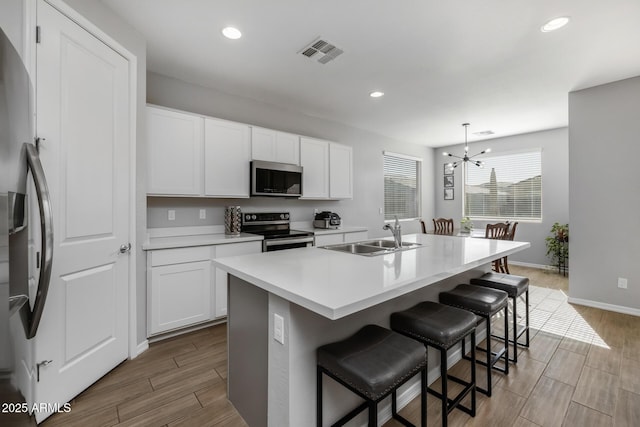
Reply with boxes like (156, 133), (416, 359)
(213, 233), (530, 320)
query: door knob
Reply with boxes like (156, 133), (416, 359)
(119, 243), (132, 254)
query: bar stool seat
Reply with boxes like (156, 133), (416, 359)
(317, 324), (427, 427)
(391, 302), (477, 427)
(471, 273), (530, 363)
(439, 284), (509, 397)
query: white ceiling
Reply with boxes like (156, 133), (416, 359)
(102, 0), (640, 147)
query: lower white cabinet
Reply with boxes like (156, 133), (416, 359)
(213, 241), (262, 318)
(147, 240), (262, 336)
(314, 230), (369, 247)
(148, 246), (212, 335)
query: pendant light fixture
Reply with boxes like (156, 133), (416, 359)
(442, 123), (491, 169)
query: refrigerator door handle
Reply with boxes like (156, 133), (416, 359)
(25, 143), (54, 339)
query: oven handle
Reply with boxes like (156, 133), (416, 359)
(264, 237), (315, 247)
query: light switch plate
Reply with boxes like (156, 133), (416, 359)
(168, 210), (176, 221)
(199, 209), (206, 219)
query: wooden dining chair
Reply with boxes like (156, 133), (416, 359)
(432, 218), (454, 235)
(500, 222), (518, 274)
(485, 222), (510, 272)
(419, 219), (427, 234)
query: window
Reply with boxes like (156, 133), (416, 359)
(464, 149), (542, 220)
(383, 152), (421, 220)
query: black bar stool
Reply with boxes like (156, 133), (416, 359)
(471, 272), (530, 363)
(391, 301), (477, 427)
(317, 324), (427, 427)
(439, 284), (509, 397)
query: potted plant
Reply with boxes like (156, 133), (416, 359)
(545, 222), (569, 268)
(460, 217), (473, 233)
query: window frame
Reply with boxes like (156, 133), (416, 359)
(382, 151), (422, 222)
(462, 148), (543, 222)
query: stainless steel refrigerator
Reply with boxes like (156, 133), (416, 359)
(1, 26), (53, 425)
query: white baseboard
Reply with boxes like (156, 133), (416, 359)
(133, 340), (149, 359)
(567, 297), (640, 317)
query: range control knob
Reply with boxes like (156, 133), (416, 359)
(245, 214), (251, 221)
(252, 214), (257, 220)
(284, 213), (289, 219)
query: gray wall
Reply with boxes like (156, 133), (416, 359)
(433, 128), (569, 267)
(569, 76), (640, 312)
(147, 72), (435, 238)
(61, 0), (149, 346)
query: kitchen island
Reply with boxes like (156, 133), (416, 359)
(213, 233), (530, 426)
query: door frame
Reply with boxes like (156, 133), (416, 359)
(27, 0), (140, 359)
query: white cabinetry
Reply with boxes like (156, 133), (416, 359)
(329, 142), (353, 199)
(147, 239), (262, 336)
(147, 106), (203, 195)
(148, 246), (212, 335)
(213, 241), (262, 318)
(314, 230), (368, 247)
(300, 137), (329, 199)
(251, 127), (300, 165)
(300, 137), (353, 200)
(204, 118), (251, 197)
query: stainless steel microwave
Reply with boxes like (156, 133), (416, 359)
(250, 160), (303, 197)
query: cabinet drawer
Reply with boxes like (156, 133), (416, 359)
(151, 246), (211, 267)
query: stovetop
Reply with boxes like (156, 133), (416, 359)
(241, 212), (313, 240)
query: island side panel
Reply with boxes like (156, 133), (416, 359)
(228, 275), (269, 427)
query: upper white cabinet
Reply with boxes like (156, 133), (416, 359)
(147, 106), (204, 195)
(204, 118), (251, 197)
(251, 127), (300, 165)
(329, 142), (353, 199)
(146, 105), (353, 200)
(300, 137), (353, 200)
(300, 137), (329, 199)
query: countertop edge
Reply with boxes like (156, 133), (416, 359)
(214, 238), (531, 320)
(142, 233), (264, 251)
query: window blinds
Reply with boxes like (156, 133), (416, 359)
(464, 149), (542, 220)
(383, 153), (420, 220)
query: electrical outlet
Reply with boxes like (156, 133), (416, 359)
(273, 313), (284, 345)
(379, 207), (383, 215)
(618, 277), (628, 289)
(199, 209), (206, 220)
(168, 210), (176, 221)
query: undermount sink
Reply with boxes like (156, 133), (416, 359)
(322, 240), (421, 256)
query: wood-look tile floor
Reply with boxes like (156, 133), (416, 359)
(41, 266), (640, 427)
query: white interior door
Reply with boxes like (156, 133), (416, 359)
(33, 1), (130, 422)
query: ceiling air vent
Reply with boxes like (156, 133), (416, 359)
(298, 37), (344, 64)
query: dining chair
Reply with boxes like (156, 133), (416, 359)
(419, 219), (427, 234)
(485, 223), (510, 272)
(500, 222), (518, 274)
(432, 218), (454, 235)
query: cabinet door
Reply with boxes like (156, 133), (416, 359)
(300, 137), (329, 199)
(149, 260), (212, 334)
(344, 231), (368, 243)
(314, 233), (344, 247)
(204, 118), (251, 197)
(213, 241), (262, 318)
(251, 127), (300, 165)
(251, 126), (277, 161)
(147, 106), (204, 195)
(329, 142), (353, 199)
(275, 131), (300, 165)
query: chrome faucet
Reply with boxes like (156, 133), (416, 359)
(383, 216), (402, 248)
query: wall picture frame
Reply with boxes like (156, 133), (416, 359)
(444, 188), (454, 200)
(443, 163), (454, 175)
(444, 175), (454, 187)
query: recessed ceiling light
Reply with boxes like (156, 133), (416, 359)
(541, 16), (570, 32)
(370, 91), (384, 98)
(222, 26), (242, 40)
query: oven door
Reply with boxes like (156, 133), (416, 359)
(263, 236), (314, 252)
